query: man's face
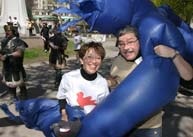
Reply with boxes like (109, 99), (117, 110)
(118, 33), (140, 61)
(5, 30), (13, 38)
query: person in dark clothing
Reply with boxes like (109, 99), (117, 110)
(49, 30), (69, 88)
(27, 19), (34, 36)
(40, 22), (50, 52)
(0, 25), (28, 102)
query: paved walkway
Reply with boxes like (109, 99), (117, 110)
(0, 38), (193, 137)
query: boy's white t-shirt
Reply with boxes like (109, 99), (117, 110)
(57, 69), (109, 114)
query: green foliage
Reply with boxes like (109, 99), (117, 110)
(151, 0), (193, 23)
(24, 48), (47, 59)
(66, 40), (75, 55)
(24, 48), (49, 64)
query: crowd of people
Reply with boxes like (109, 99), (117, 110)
(0, 19), (70, 101)
(0, 19), (193, 137)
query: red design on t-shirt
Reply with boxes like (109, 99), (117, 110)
(77, 92), (96, 107)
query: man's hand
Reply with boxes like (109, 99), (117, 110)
(51, 120), (81, 137)
(0, 54), (6, 61)
(41, 36), (46, 41)
(154, 45), (176, 58)
(106, 75), (119, 88)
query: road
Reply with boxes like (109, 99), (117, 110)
(0, 37), (193, 137)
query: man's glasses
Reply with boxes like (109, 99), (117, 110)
(118, 39), (138, 47)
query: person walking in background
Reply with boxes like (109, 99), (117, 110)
(49, 29), (69, 88)
(12, 17), (20, 37)
(0, 25), (28, 103)
(7, 16), (13, 26)
(27, 18), (34, 36)
(40, 22), (50, 53)
(73, 31), (82, 62)
(34, 18), (43, 34)
(38, 18), (43, 30)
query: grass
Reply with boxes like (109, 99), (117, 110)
(23, 40), (75, 64)
(24, 48), (49, 64)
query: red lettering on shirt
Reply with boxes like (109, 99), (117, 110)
(76, 92), (96, 107)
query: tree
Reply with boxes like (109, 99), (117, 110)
(152, 0), (193, 24)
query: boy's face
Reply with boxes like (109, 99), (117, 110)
(80, 48), (102, 74)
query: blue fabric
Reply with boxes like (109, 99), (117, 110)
(55, 0), (70, 3)
(15, 99), (61, 137)
(0, 103), (21, 122)
(158, 4), (193, 66)
(158, 5), (193, 33)
(0, 98), (87, 137)
(65, 104), (86, 121)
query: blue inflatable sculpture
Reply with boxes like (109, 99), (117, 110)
(0, 99), (61, 137)
(158, 5), (193, 66)
(1, 0), (193, 137)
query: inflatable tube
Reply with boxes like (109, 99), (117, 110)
(158, 5), (192, 33)
(158, 5), (193, 66)
(79, 57), (179, 136)
(0, 98), (86, 137)
(158, 5), (193, 95)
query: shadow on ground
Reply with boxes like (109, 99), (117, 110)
(162, 94), (193, 137)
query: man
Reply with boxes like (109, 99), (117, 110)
(40, 22), (50, 52)
(12, 17), (20, 36)
(0, 25), (28, 102)
(107, 26), (193, 137)
(73, 31), (82, 62)
(27, 18), (34, 36)
(49, 30), (69, 88)
(7, 16), (13, 26)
